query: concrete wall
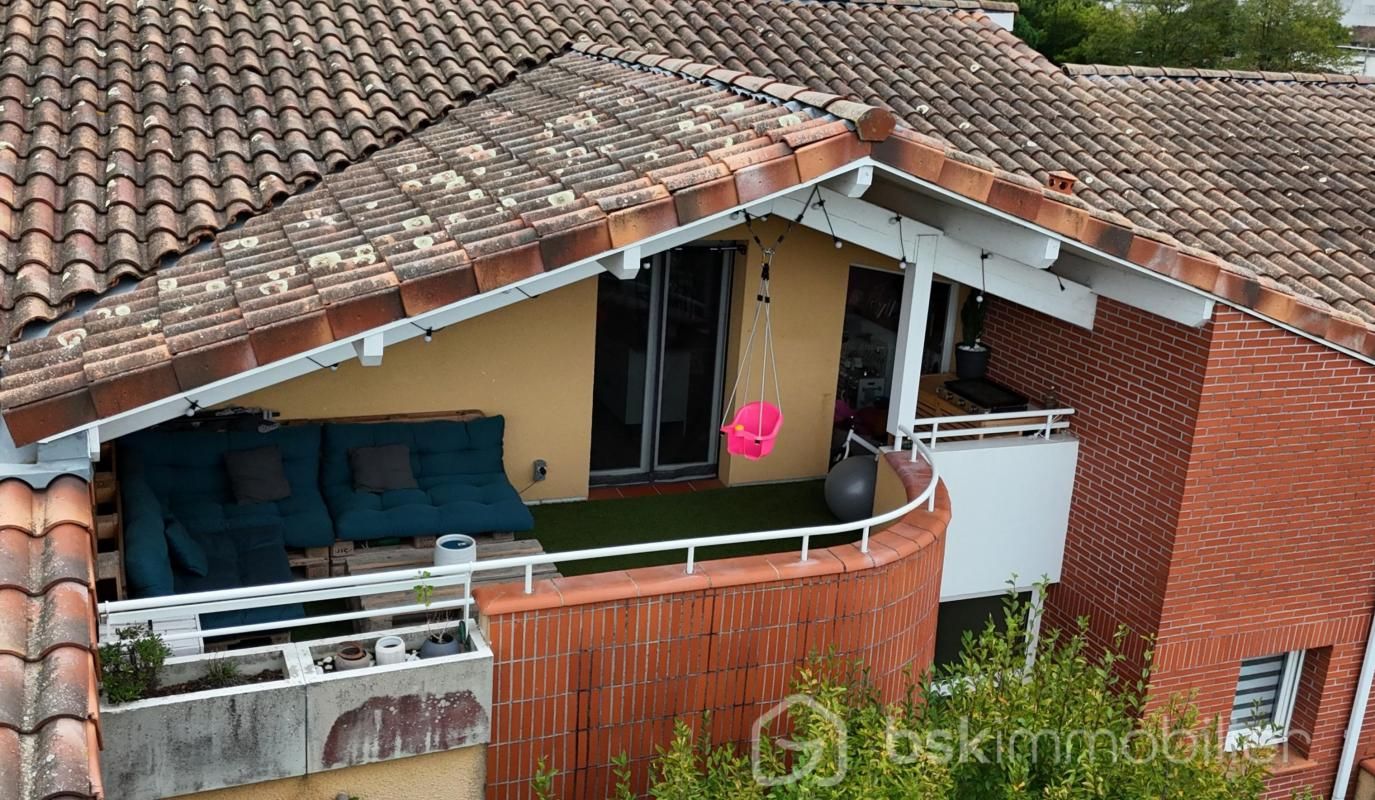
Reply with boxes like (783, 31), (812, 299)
(237, 280), (599, 502)
(175, 746), (486, 800)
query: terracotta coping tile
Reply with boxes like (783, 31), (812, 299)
(551, 571), (640, 605)
(625, 563), (712, 597)
(694, 554), (780, 589)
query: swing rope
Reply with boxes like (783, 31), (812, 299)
(719, 186), (820, 433)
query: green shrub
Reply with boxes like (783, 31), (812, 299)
(533, 589), (1317, 799)
(99, 625), (171, 704)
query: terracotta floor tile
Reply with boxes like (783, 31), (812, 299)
(587, 487), (623, 501)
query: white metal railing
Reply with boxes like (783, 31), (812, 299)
(100, 442), (942, 646)
(895, 407), (1075, 452)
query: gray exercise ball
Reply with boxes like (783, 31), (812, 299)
(825, 456), (878, 522)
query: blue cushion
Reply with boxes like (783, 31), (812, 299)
(163, 516), (208, 577)
(322, 417), (533, 541)
(172, 524), (303, 630)
(119, 425), (334, 551)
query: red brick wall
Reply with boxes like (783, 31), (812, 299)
(990, 297), (1375, 798)
(1149, 308), (1375, 798)
(474, 456), (949, 800)
(984, 296), (1212, 674)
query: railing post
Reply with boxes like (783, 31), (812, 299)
(800, 534), (811, 562)
(860, 524), (871, 554)
(686, 546), (696, 575)
(524, 564), (534, 594)
(930, 421), (939, 451)
(1044, 413), (1054, 439)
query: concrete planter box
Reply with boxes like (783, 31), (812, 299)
(299, 624), (493, 771)
(99, 643), (307, 799)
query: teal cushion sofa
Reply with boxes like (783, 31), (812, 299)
(321, 416), (535, 541)
(118, 425), (332, 621)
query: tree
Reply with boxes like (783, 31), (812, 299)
(533, 592), (1318, 799)
(1230, 0), (1353, 71)
(1015, 0), (1352, 72)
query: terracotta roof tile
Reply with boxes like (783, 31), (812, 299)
(0, 476), (100, 800)
(1, 49), (889, 442)
(0, 0), (1015, 341)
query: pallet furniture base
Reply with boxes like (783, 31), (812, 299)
(287, 547), (330, 579)
(345, 536), (560, 632)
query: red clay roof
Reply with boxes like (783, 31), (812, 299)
(6, 44), (1371, 446)
(4, 0), (1373, 350)
(1063, 64), (1375, 334)
(0, 0), (1011, 341)
(0, 476), (101, 800)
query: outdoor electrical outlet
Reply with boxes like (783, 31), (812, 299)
(533, 459), (548, 482)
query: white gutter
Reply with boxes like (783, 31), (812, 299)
(1333, 608), (1375, 798)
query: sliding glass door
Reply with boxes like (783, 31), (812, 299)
(590, 246), (733, 482)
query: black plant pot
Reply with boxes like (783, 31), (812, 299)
(955, 344), (991, 379)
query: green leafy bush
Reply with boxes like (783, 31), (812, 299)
(99, 624), (171, 704)
(533, 591), (1317, 799)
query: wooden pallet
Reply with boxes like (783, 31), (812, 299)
(329, 532), (516, 572)
(287, 546), (330, 579)
(347, 536), (560, 632)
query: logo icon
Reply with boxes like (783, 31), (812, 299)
(751, 694), (848, 787)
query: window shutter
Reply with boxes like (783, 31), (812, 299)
(1230, 654), (1286, 728)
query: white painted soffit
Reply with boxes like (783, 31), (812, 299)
(32, 156), (1370, 449)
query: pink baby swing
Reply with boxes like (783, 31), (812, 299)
(720, 246), (784, 460)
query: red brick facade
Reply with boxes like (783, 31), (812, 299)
(986, 296), (1212, 675)
(473, 457), (949, 800)
(988, 298), (1375, 798)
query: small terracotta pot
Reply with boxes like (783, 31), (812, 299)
(335, 642), (373, 671)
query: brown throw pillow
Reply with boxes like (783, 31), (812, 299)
(225, 446), (292, 505)
(350, 445), (418, 493)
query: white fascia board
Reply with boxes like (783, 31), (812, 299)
(39, 162), (871, 447)
(869, 160), (1375, 367)
(870, 179), (1061, 269)
(1054, 253), (1215, 328)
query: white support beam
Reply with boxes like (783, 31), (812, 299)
(938, 238), (1098, 330)
(824, 164), (873, 198)
(353, 333), (384, 367)
(772, 187), (938, 263)
(919, 203), (1060, 269)
(1053, 254), (1215, 328)
(887, 235), (939, 437)
(777, 188), (1095, 330)
(86, 428), (100, 461)
(598, 244), (643, 280)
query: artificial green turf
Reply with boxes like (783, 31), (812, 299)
(524, 479), (853, 576)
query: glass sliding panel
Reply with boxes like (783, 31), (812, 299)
(655, 248), (729, 469)
(590, 269), (656, 473)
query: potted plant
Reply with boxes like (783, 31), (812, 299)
(955, 292), (991, 379)
(99, 624), (172, 703)
(414, 571), (462, 658)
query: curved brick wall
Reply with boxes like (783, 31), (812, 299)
(472, 453), (949, 800)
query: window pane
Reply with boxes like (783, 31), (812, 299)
(1230, 654), (1286, 729)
